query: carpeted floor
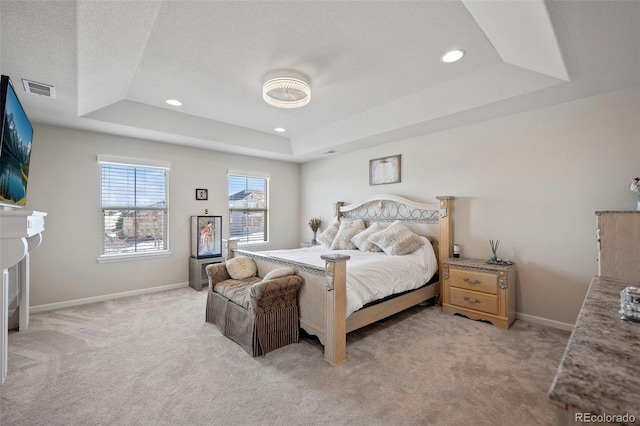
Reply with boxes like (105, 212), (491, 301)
(0, 288), (570, 426)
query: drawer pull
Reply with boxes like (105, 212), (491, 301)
(463, 277), (482, 285)
(463, 296), (481, 304)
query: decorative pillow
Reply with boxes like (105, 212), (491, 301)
(351, 222), (388, 252)
(226, 256), (257, 280)
(367, 221), (425, 256)
(316, 221), (340, 247)
(330, 219), (366, 250)
(262, 267), (295, 282)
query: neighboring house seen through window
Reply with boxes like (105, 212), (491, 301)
(99, 156), (169, 259)
(228, 171), (269, 245)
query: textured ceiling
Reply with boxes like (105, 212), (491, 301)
(1, 0), (639, 163)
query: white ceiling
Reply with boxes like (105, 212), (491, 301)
(1, 0), (639, 163)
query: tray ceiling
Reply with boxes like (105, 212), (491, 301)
(1, 0), (638, 162)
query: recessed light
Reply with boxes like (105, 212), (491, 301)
(274, 127), (286, 133)
(441, 49), (465, 63)
(166, 99), (182, 106)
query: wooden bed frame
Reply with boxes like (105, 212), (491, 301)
(232, 195), (454, 365)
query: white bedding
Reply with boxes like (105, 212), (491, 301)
(258, 236), (438, 317)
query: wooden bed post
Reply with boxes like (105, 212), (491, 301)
(436, 197), (455, 304)
(321, 253), (350, 366)
(332, 201), (344, 219)
(223, 239), (238, 259)
(436, 196), (454, 300)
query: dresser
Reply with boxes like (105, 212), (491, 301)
(442, 258), (516, 329)
(596, 211), (640, 281)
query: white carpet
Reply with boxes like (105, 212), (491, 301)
(1, 288), (570, 425)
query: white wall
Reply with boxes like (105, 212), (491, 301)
(300, 86), (640, 326)
(25, 125), (300, 306)
(21, 86), (640, 322)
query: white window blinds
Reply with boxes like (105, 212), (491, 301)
(99, 157), (169, 257)
(228, 173), (269, 244)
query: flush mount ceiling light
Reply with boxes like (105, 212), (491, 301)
(441, 49), (465, 63)
(274, 127), (286, 132)
(166, 99), (182, 106)
(263, 77), (311, 109)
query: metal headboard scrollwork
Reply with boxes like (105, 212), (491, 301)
(338, 194), (444, 224)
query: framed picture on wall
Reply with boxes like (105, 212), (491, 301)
(369, 154), (401, 185)
(195, 188), (208, 200)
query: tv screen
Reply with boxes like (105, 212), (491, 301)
(0, 75), (33, 208)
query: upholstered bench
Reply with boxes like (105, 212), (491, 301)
(205, 257), (303, 356)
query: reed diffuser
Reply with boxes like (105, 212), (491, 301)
(489, 239), (499, 262)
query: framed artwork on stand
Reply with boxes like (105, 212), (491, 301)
(190, 215), (222, 258)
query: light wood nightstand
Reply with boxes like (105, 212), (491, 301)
(442, 258), (516, 329)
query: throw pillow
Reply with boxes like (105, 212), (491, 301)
(351, 222), (388, 252)
(262, 267), (295, 282)
(330, 219), (366, 250)
(316, 221), (340, 247)
(367, 220), (425, 256)
(226, 256), (257, 280)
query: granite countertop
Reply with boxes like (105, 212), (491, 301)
(444, 257), (514, 272)
(548, 276), (640, 422)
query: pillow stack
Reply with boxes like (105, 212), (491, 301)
(318, 219), (426, 256)
(317, 221), (340, 246)
(351, 221), (387, 252)
(366, 221), (424, 256)
(330, 219), (365, 250)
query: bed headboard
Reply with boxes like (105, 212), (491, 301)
(335, 194), (454, 265)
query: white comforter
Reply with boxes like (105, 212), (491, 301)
(259, 236), (438, 317)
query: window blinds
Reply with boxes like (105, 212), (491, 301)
(228, 174), (268, 244)
(100, 162), (168, 256)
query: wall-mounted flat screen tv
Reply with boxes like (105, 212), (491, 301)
(0, 75), (34, 208)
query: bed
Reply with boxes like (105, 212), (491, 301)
(231, 194), (454, 365)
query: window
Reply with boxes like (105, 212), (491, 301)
(228, 171), (269, 245)
(99, 156), (169, 259)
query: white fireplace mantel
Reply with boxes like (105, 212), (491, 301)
(0, 209), (47, 384)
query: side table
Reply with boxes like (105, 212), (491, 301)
(441, 257), (516, 329)
(189, 256), (224, 291)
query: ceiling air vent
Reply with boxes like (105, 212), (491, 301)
(22, 79), (55, 98)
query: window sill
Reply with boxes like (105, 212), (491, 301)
(97, 251), (171, 263)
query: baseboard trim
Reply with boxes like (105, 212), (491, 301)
(29, 285), (577, 331)
(30, 282), (189, 313)
(516, 312), (574, 331)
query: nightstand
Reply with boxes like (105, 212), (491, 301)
(442, 258), (516, 329)
(189, 256), (224, 290)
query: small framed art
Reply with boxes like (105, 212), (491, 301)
(369, 154), (401, 185)
(195, 188), (208, 200)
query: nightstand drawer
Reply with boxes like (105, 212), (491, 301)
(449, 269), (498, 295)
(450, 287), (499, 315)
